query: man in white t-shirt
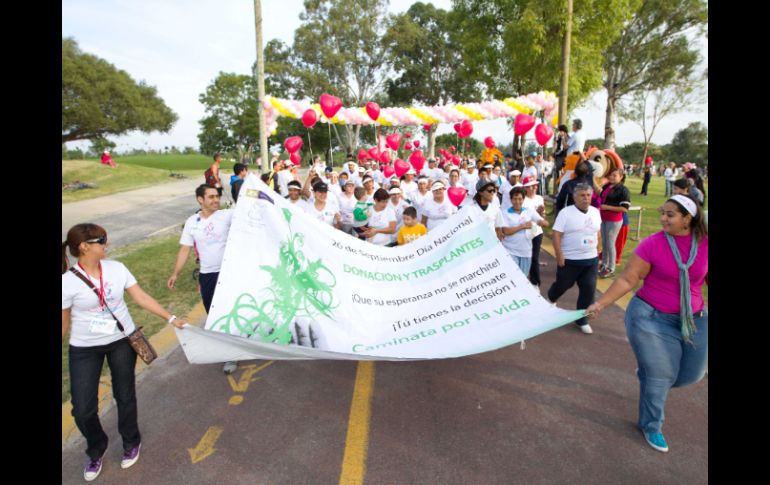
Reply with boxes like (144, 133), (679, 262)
(664, 162), (677, 197)
(168, 184), (237, 373)
(546, 183), (602, 335)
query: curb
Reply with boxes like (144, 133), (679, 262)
(62, 302), (208, 446)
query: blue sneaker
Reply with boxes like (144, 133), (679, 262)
(84, 457), (103, 481)
(643, 431), (669, 453)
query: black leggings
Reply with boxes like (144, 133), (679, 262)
(529, 233), (543, 286)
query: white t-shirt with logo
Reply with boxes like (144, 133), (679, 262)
(495, 207), (544, 257)
(401, 180), (418, 201)
(304, 200), (340, 226)
(421, 197), (458, 231)
(180, 209), (234, 274)
(62, 260), (138, 347)
(552, 205), (602, 260)
(337, 192), (358, 225)
(472, 200), (501, 234)
(368, 205), (397, 245)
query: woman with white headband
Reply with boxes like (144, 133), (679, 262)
(420, 181), (457, 232)
(586, 194), (708, 454)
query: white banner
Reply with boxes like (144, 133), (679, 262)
(176, 174), (584, 362)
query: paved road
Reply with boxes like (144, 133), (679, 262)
(61, 248), (708, 484)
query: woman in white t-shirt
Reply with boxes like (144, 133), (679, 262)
(62, 224), (187, 481)
(362, 188), (397, 245)
(421, 181), (458, 231)
(328, 172), (342, 197)
(305, 181), (342, 228)
(495, 186), (549, 277)
(337, 178), (358, 235)
(522, 176), (547, 286)
(387, 187), (410, 242)
(412, 176), (432, 221)
(472, 179), (502, 234)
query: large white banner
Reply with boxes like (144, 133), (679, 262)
(176, 174), (584, 362)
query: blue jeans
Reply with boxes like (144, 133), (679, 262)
(512, 255), (532, 277)
(624, 296), (708, 434)
(665, 180), (674, 197)
(69, 338), (141, 460)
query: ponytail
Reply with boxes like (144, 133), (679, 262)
(62, 223), (107, 274)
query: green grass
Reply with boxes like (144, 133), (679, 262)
(62, 231), (202, 403)
(544, 175), (708, 302)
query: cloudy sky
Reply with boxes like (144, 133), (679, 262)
(63, 0), (707, 153)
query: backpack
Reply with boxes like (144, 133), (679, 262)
(204, 166), (217, 186)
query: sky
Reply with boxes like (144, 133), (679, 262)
(63, 0), (708, 153)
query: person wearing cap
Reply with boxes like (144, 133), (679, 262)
(342, 161), (359, 182)
(412, 176), (432, 221)
(387, 187), (409, 244)
(495, 186), (549, 277)
(337, 178), (358, 235)
(401, 169), (418, 201)
(362, 175), (377, 203)
(304, 180), (342, 228)
(354, 166), (366, 186)
(598, 166), (631, 278)
(361, 188), (397, 245)
(500, 169), (522, 211)
(386, 175), (400, 191)
(523, 155), (538, 183)
(461, 160), (479, 197)
(424, 158), (440, 181)
(328, 172), (342, 197)
(521, 175), (547, 286)
(472, 179), (502, 233)
(587, 194), (708, 454)
(421, 181), (458, 232)
(547, 182), (602, 335)
(101, 149), (117, 168)
(286, 179), (310, 212)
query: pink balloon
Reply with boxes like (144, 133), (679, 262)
(450, 146), (456, 152)
(452, 156), (460, 166)
(301, 109), (318, 128)
(514, 114), (536, 135)
(404, 142), (413, 151)
(413, 140), (420, 148)
(484, 136), (495, 149)
(366, 102), (380, 122)
(394, 159), (410, 177)
(368, 147), (380, 160)
(404, 132), (411, 139)
(459, 120), (473, 138)
(409, 150), (425, 171)
(284, 136), (303, 153)
(290, 152), (301, 165)
(453, 123), (461, 133)
(535, 123), (554, 146)
(383, 165), (395, 178)
(385, 133), (402, 151)
(357, 149), (369, 161)
(319, 93), (342, 119)
(379, 150), (391, 164)
(447, 187), (467, 207)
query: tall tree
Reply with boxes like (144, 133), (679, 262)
(384, 2), (478, 159)
(62, 38), (177, 144)
(197, 73), (259, 156)
(667, 122), (707, 166)
(602, 0), (708, 149)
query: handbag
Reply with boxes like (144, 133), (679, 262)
(69, 268), (158, 364)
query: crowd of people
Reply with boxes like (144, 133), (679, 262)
(62, 123), (707, 480)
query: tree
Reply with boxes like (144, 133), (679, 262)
(667, 122), (707, 166)
(384, 2), (478, 159)
(62, 37), (177, 144)
(88, 137), (116, 157)
(197, 73), (259, 156)
(616, 141), (667, 165)
(602, 0), (708, 149)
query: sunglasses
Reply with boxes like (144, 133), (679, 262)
(484, 188), (497, 193)
(85, 235), (107, 245)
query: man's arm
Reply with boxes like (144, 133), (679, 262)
(167, 245), (192, 289)
(552, 230), (565, 267)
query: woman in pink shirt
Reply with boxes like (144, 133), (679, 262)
(586, 194), (707, 454)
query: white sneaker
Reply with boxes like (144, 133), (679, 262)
(580, 324), (594, 334)
(223, 361), (237, 374)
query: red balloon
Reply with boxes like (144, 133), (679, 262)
(319, 93), (342, 119)
(409, 150), (425, 171)
(394, 159), (410, 177)
(404, 132), (411, 139)
(450, 146), (456, 152)
(290, 152), (301, 165)
(447, 187), (467, 207)
(514, 114), (536, 135)
(423, 124), (432, 131)
(534, 123), (554, 146)
(459, 120), (473, 138)
(368, 147), (380, 160)
(284, 136), (303, 153)
(357, 148), (369, 161)
(413, 140), (420, 148)
(385, 133), (402, 151)
(379, 150), (391, 164)
(404, 142), (413, 151)
(301, 109), (318, 128)
(383, 165), (395, 178)
(452, 156), (460, 166)
(484, 136), (495, 149)
(453, 123), (461, 133)
(366, 102), (380, 122)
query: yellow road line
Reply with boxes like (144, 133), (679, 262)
(339, 361), (375, 485)
(540, 237), (632, 311)
(62, 302), (207, 445)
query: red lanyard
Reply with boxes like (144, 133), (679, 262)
(78, 262), (106, 311)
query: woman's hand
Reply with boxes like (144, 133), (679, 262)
(585, 302), (603, 319)
(170, 318), (188, 329)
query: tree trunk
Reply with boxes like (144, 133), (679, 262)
(428, 126), (437, 160)
(604, 89), (617, 151)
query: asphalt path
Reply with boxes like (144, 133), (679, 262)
(61, 247), (708, 484)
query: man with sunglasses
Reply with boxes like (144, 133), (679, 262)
(167, 184), (237, 374)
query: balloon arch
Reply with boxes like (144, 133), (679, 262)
(263, 92), (559, 134)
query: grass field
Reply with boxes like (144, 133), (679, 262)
(62, 154), (237, 203)
(61, 231), (201, 403)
